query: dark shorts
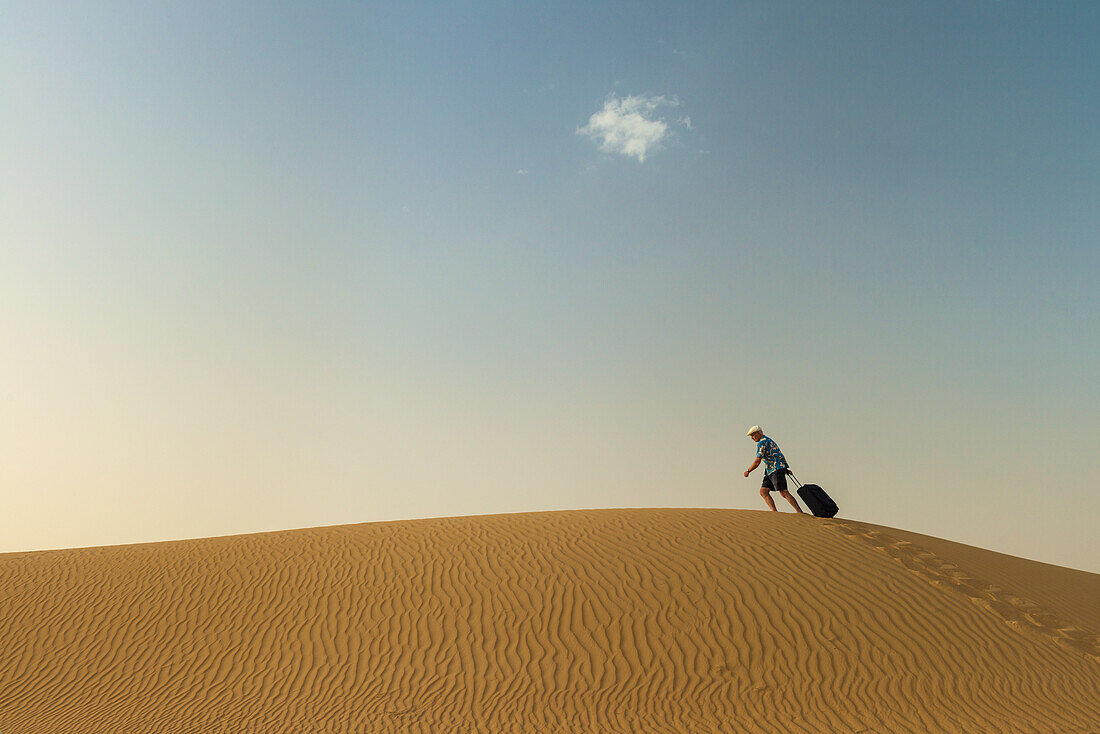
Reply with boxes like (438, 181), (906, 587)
(761, 470), (789, 493)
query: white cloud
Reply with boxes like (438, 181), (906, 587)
(516, 169), (528, 175)
(577, 94), (683, 162)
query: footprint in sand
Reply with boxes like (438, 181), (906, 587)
(824, 521), (1100, 664)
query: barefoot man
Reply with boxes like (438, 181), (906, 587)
(744, 426), (804, 513)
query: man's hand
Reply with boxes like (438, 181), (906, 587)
(745, 457), (761, 477)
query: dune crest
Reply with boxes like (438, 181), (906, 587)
(0, 509), (1097, 733)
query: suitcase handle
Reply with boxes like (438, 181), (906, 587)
(787, 471), (803, 489)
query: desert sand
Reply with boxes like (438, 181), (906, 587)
(0, 509), (1097, 733)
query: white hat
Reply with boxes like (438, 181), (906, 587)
(747, 425), (762, 437)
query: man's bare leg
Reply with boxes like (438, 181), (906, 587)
(760, 486), (778, 511)
(778, 489), (804, 514)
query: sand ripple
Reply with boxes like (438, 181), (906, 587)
(0, 509), (1097, 732)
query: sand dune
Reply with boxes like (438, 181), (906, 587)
(0, 509), (1097, 733)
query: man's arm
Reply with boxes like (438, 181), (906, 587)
(743, 457), (761, 478)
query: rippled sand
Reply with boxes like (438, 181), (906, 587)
(1, 509), (1097, 732)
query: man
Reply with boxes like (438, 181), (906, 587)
(743, 426), (804, 513)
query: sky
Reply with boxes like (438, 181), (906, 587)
(2, 2), (1098, 572)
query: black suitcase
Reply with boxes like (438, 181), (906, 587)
(790, 474), (839, 518)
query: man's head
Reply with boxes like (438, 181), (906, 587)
(747, 426), (763, 441)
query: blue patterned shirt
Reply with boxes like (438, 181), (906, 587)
(756, 436), (788, 475)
